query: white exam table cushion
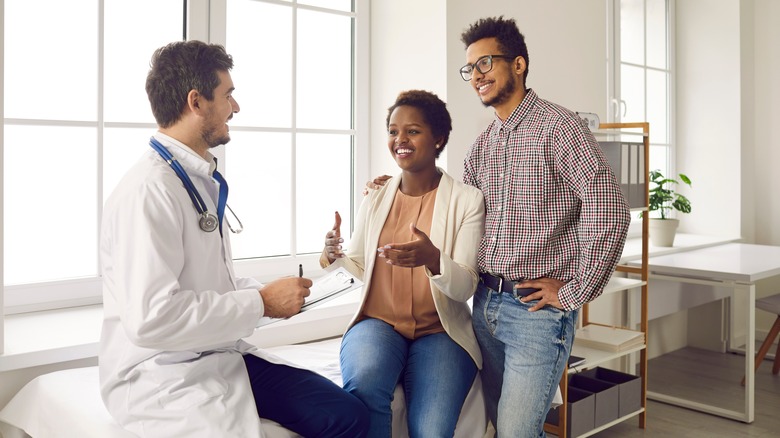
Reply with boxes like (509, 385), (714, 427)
(0, 337), (489, 437)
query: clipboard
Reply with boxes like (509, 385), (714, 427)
(301, 267), (362, 311)
(255, 267), (363, 328)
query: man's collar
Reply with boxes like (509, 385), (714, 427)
(494, 88), (536, 131)
(153, 132), (216, 175)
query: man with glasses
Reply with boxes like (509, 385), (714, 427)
(460, 16), (630, 437)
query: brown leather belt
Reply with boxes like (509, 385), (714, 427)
(479, 272), (538, 297)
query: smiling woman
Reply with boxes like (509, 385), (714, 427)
(319, 90), (487, 437)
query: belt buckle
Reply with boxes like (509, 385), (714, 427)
(497, 276), (504, 294)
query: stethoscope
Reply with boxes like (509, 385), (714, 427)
(149, 137), (243, 235)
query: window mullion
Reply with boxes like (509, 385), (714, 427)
(291, 4), (298, 256)
(97, 0), (106, 282)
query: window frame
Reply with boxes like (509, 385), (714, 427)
(609, 0), (675, 232)
(1, 0), (370, 316)
(205, 0), (370, 281)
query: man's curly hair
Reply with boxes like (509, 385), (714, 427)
(460, 16), (530, 83)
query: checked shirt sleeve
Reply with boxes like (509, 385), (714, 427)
(555, 122), (631, 311)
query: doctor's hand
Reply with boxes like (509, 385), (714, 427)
(259, 277), (312, 318)
(362, 174), (391, 196)
(325, 211), (345, 263)
(377, 223), (441, 275)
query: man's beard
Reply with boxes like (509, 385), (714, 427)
(481, 74), (519, 109)
(202, 123), (230, 149)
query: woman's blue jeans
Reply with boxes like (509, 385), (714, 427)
(472, 283), (578, 438)
(340, 318), (477, 438)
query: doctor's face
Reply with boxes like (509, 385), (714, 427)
(202, 70), (240, 148)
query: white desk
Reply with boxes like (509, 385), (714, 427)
(630, 243), (780, 423)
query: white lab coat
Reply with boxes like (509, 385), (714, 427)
(99, 133), (288, 437)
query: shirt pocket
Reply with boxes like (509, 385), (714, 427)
(512, 157), (545, 208)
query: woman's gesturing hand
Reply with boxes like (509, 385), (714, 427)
(377, 223), (441, 275)
(325, 211), (345, 263)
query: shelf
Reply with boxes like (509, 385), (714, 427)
(591, 130), (649, 137)
(574, 408), (646, 438)
(602, 276), (645, 295)
(569, 343), (646, 374)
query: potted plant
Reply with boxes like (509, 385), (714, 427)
(643, 169), (692, 246)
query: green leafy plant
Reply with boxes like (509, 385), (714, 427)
(644, 169), (692, 219)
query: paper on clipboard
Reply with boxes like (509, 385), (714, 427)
(255, 267), (362, 328)
(301, 267), (363, 311)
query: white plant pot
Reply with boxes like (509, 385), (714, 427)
(649, 218), (679, 247)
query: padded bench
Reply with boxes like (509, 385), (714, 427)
(0, 337), (489, 438)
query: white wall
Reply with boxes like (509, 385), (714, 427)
(676, 0), (780, 246)
(747, 0), (780, 337)
(1, 0), (5, 356)
(445, 0), (608, 181)
(369, 0), (448, 178)
(676, 0), (742, 238)
(370, 0), (608, 182)
(749, 0), (780, 245)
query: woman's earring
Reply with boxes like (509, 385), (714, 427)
(435, 144), (440, 149)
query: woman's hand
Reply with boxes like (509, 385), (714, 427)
(325, 211), (345, 263)
(377, 223), (441, 275)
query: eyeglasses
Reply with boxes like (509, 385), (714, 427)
(459, 54), (515, 81)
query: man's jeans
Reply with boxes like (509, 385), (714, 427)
(472, 282), (578, 438)
(340, 318), (477, 438)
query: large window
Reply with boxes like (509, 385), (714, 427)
(611, 0), (674, 180)
(2, 0), (368, 314)
(3, 0), (185, 312)
(216, 0), (358, 265)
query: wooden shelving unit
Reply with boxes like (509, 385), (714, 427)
(544, 122), (650, 438)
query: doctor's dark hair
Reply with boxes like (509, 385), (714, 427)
(460, 16), (530, 83)
(385, 90), (452, 158)
(146, 40), (234, 128)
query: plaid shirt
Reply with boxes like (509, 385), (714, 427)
(463, 89), (631, 310)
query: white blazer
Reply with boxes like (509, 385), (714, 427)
(323, 169), (485, 368)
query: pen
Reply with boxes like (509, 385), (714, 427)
(299, 264), (303, 278)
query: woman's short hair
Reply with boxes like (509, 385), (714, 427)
(386, 90), (452, 158)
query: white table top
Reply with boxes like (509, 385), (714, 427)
(628, 242), (780, 283)
(620, 233), (740, 262)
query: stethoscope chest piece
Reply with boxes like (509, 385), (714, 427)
(199, 213), (219, 232)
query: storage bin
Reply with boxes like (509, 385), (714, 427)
(569, 374), (619, 428)
(580, 367), (642, 417)
(545, 386), (595, 438)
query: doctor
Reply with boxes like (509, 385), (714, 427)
(99, 40), (368, 437)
